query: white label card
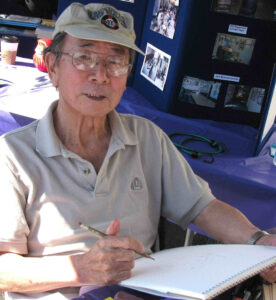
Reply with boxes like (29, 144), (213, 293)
(228, 24), (248, 35)
(214, 74), (240, 82)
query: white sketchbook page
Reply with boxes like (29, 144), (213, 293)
(120, 244), (276, 300)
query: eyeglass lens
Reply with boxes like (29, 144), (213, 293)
(72, 51), (129, 76)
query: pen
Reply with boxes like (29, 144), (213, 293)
(78, 222), (155, 260)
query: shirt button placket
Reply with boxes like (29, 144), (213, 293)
(82, 167), (96, 196)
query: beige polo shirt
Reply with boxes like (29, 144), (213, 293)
(0, 101), (214, 257)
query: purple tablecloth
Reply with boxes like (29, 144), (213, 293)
(71, 284), (231, 300)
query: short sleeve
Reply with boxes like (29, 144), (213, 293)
(0, 139), (29, 254)
(160, 132), (215, 228)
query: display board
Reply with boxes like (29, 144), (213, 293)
(132, 0), (276, 130)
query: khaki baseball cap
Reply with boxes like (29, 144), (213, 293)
(53, 2), (144, 55)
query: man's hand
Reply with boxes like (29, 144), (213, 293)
(70, 219), (145, 286)
(257, 234), (276, 283)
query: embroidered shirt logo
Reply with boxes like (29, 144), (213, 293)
(101, 15), (119, 30)
(131, 177), (143, 191)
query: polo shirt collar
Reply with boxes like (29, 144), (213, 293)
(36, 101), (138, 157)
(108, 110), (138, 146)
(36, 100), (61, 157)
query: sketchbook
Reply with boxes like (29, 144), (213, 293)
(119, 244), (276, 300)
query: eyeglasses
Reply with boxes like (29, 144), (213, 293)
(59, 50), (131, 77)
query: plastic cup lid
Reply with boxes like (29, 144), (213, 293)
(1, 35), (19, 43)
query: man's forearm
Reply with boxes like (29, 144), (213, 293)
(193, 199), (260, 244)
(0, 252), (79, 293)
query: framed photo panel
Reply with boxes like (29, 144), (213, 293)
(140, 43), (171, 91)
(178, 76), (222, 108)
(150, 0), (180, 39)
(224, 84), (265, 113)
(212, 33), (256, 65)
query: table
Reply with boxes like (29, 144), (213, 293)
(0, 56), (58, 119)
(71, 284), (234, 300)
(1, 58), (275, 238)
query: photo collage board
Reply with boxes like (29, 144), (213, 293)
(171, 0), (276, 129)
(129, 0), (275, 131)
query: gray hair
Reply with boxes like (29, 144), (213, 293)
(43, 32), (136, 67)
(43, 32), (67, 65)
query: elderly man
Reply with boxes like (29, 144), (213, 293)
(0, 2), (275, 299)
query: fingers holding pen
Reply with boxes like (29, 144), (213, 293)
(73, 220), (150, 285)
(72, 253), (133, 286)
(78, 220), (151, 259)
(71, 235), (143, 286)
(97, 235), (146, 257)
(92, 238), (137, 263)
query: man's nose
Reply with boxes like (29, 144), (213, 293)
(88, 60), (109, 84)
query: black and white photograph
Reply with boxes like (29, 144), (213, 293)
(212, 33), (256, 65)
(211, 0), (276, 22)
(224, 84), (265, 113)
(141, 43), (171, 91)
(150, 0), (180, 39)
(178, 76), (222, 108)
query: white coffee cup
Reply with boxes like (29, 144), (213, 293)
(1, 35), (19, 65)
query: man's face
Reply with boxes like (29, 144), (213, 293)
(50, 35), (130, 118)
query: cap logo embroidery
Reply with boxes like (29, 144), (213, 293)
(101, 15), (119, 30)
(131, 177), (143, 191)
(88, 7), (127, 28)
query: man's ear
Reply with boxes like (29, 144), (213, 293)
(45, 52), (59, 87)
